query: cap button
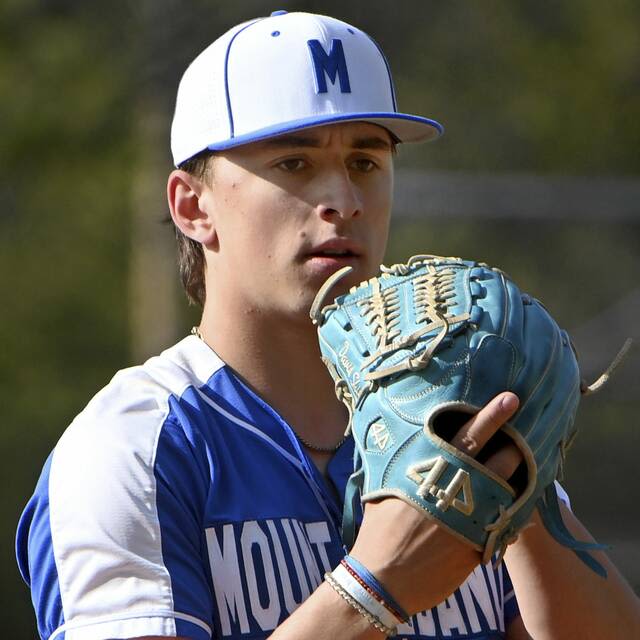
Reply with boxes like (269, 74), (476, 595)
(270, 10), (287, 16)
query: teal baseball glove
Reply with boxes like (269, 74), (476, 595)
(310, 255), (608, 575)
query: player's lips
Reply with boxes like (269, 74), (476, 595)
(304, 238), (363, 260)
(301, 239), (363, 279)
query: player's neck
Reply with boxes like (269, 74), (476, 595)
(198, 301), (349, 450)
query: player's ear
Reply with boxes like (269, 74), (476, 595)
(167, 169), (217, 246)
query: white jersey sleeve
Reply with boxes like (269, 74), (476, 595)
(17, 339), (223, 640)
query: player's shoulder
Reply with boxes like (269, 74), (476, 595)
(60, 335), (224, 449)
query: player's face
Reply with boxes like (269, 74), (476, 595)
(202, 122), (394, 319)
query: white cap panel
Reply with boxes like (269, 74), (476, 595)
(170, 21), (255, 165)
(226, 13), (395, 138)
(170, 12), (442, 165)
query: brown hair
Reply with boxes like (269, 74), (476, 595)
(173, 150), (216, 307)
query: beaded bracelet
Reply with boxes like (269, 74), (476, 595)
(324, 571), (397, 637)
(333, 563), (403, 628)
(340, 559), (408, 624)
(343, 555), (409, 623)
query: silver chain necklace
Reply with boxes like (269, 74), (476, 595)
(294, 432), (348, 453)
(191, 326), (347, 453)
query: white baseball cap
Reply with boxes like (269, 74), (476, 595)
(170, 10), (443, 166)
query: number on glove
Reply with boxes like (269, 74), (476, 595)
(407, 457), (475, 515)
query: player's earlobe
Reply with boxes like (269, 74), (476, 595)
(167, 169), (217, 245)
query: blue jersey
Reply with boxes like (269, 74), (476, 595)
(17, 336), (519, 640)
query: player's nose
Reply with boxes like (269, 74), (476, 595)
(315, 167), (363, 221)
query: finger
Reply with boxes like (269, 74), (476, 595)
(449, 392), (519, 457)
(484, 441), (523, 480)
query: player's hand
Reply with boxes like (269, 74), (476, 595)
(350, 391), (523, 615)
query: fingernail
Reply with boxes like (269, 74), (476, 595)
(500, 393), (519, 413)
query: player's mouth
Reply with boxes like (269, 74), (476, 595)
(310, 250), (358, 259)
(303, 239), (363, 277)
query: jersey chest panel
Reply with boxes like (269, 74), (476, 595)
(180, 372), (511, 639)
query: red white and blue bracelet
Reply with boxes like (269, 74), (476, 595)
(324, 555), (409, 636)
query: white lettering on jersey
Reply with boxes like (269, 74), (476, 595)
(292, 519), (322, 588)
(458, 579), (482, 633)
(267, 520), (306, 615)
(410, 565), (503, 637)
(397, 617), (417, 634)
(462, 565), (498, 630)
(281, 519), (312, 599)
(206, 519), (329, 636)
(497, 559), (505, 627)
(437, 594), (468, 636)
(206, 519), (506, 638)
(305, 521), (333, 573)
(415, 609), (436, 635)
(241, 521), (281, 631)
(205, 524), (250, 636)
(483, 564), (504, 632)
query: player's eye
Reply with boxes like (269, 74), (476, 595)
(350, 158), (378, 173)
(276, 158), (307, 173)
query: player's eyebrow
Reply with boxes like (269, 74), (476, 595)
(350, 136), (394, 152)
(260, 134), (324, 149)
(258, 133), (394, 152)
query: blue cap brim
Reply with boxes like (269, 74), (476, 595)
(205, 112), (443, 151)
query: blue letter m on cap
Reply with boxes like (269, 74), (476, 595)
(308, 39), (351, 94)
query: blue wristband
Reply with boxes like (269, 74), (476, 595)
(344, 555), (409, 622)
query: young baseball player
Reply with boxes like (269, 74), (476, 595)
(17, 10), (640, 640)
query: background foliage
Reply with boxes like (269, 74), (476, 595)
(2, 1), (638, 636)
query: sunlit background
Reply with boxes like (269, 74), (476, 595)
(2, 1), (639, 636)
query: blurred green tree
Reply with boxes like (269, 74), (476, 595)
(2, 1), (638, 636)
